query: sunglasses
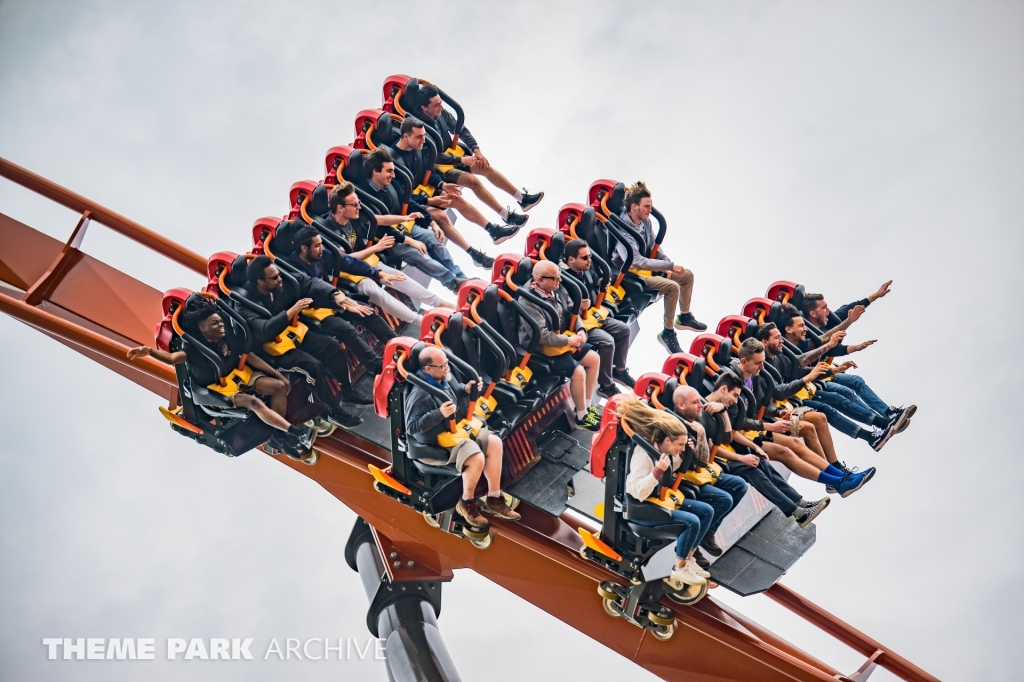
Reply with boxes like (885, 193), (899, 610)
(539, 275), (561, 282)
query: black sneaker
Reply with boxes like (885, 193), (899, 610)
(295, 424), (315, 449)
(793, 497), (829, 528)
(657, 328), (683, 354)
(869, 425), (894, 452)
(889, 404), (917, 420)
(518, 189), (544, 212)
(327, 407), (363, 429)
(674, 313), (707, 332)
(575, 410), (600, 431)
(612, 368), (636, 388)
(833, 460), (857, 475)
(693, 548), (711, 571)
(447, 276), (469, 294)
(504, 210), (529, 227)
(597, 383), (621, 399)
(699, 533), (723, 557)
(340, 388), (373, 406)
(467, 247), (494, 269)
(486, 223), (521, 245)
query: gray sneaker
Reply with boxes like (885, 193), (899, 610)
(794, 497), (830, 528)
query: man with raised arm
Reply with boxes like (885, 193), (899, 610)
(612, 182), (706, 355)
(415, 84), (543, 226)
(405, 345), (521, 527)
(563, 238), (635, 397)
(316, 181), (455, 329)
(517, 260), (603, 431)
(127, 298), (316, 458)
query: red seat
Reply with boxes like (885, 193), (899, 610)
(590, 393), (628, 479)
(524, 227), (554, 260)
(374, 336), (419, 418)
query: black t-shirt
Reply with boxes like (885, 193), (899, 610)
(184, 329), (242, 388)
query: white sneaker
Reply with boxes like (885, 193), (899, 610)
(666, 565), (706, 588)
(687, 557), (711, 579)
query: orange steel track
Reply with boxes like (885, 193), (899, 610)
(0, 156), (940, 682)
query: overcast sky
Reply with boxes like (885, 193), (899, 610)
(1, 1), (1022, 680)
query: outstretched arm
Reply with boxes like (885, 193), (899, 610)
(127, 346), (185, 365)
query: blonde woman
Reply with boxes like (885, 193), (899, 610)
(618, 398), (715, 588)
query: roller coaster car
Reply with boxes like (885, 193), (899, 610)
(766, 280), (805, 309)
(716, 314), (759, 353)
(661, 352), (713, 396)
(742, 296), (782, 326)
(689, 333), (733, 379)
(588, 179), (668, 262)
(581, 396), (708, 641)
(524, 227), (556, 261)
(380, 74), (466, 147)
(353, 109), (398, 151)
(154, 291), (318, 458)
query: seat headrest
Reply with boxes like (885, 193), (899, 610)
(341, 150), (366, 184)
(310, 184), (329, 217)
(406, 340), (428, 374)
(402, 78), (422, 116)
(443, 312), (466, 355)
(369, 111), (397, 148)
(547, 231), (566, 262)
(273, 219), (303, 257)
(479, 285), (500, 323)
(512, 257), (534, 287)
(577, 206), (596, 242)
(609, 182), (625, 215)
(228, 255), (250, 289)
(664, 378), (680, 404)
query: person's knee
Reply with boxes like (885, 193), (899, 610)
(571, 365), (585, 382)
(233, 394), (256, 409)
(461, 173), (481, 189)
(583, 350), (599, 367)
(463, 452), (484, 471)
(486, 435), (502, 456)
(269, 378), (289, 395)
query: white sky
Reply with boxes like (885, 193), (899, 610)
(1, 1), (1022, 680)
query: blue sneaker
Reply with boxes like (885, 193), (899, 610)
(836, 471), (869, 498)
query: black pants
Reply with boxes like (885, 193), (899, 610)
(723, 457), (802, 516)
(319, 314), (391, 368)
(587, 317), (631, 386)
(263, 332), (351, 408)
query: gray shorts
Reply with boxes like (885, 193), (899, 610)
(442, 168), (467, 185)
(421, 427), (492, 471)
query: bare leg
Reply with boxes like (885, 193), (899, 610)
(448, 194), (491, 229)
(482, 435), (503, 494)
(763, 442), (826, 481)
(427, 207), (471, 251)
(459, 170), (505, 214)
(461, 452), (484, 499)
(774, 433), (830, 470)
(233, 393), (290, 432)
(804, 411), (838, 463)
(580, 350), (600, 403)
(570, 365), (586, 411)
(473, 164), (519, 198)
(253, 376), (289, 418)
(796, 420), (826, 460)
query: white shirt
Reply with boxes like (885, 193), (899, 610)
(625, 447), (682, 501)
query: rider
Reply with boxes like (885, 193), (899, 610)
(389, 116), (507, 261)
(414, 84), (543, 226)
(563, 238), (635, 397)
(801, 279), (893, 334)
(318, 181), (455, 328)
(612, 182), (706, 355)
(239, 256), (366, 427)
(618, 397), (714, 589)
(696, 372), (830, 528)
(405, 345), (522, 526)
(284, 224), (395, 373)
(357, 146), (469, 293)
(127, 298), (315, 456)
(517, 260), (602, 431)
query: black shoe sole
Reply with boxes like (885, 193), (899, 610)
(519, 193), (544, 212)
(700, 542), (723, 557)
(507, 214), (529, 227)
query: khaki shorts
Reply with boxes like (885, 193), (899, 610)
(442, 168), (467, 185)
(420, 427), (492, 471)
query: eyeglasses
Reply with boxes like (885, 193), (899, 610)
(425, 362), (449, 370)
(539, 275), (561, 282)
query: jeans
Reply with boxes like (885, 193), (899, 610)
(723, 457), (802, 516)
(831, 373), (889, 417)
(631, 499), (714, 559)
(413, 225), (465, 283)
(802, 399), (863, 439)
(813, 383), (879, 427)
(697, 473), (748, 535)
(388, 227), (461, 287)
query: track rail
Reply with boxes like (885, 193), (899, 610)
(0, 156), (940, 682)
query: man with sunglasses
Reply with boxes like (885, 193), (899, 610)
(517, 260), (602, 431)
(563, 238), (635, 398)
(405, 345), (521, 527)
(236, 255), (366, 429)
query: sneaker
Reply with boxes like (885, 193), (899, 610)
(657, 328), (683, 354)
(688, 556), (711, 578)
(674, 313), (708, 332)
(665, 565), (706, 589)
(692, 549), (711, 572)
(793, 497), (830, 528)
(327, 407), (363, 429)
(575, 410), (601, 431)
(612, 368), (636, 388)
(295, 425), (315, 449)
(486, 223), (521, 245)
(504, 209), (529, 227)
(896, 418), (911, 434)
(467, 247), (494, 269)
(889, 404), (917, 420)
(340, 388), (373, 406)
(869, 425), (896, 452)
(587, 405), (602, 420)
(447, 276), (469, 294)
(835, 471), (868, 498)
(832, 460), (858, 475)
(597, 383), (621, 399)
(518, 189), (544, 212)
(456, 498), (488, 528)
(699, 533), (723, 557)
(482, 494), (522, 521)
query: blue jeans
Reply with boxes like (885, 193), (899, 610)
(698, 473), (748, 535)
(814, 383), (879, 427)
(831, 373), (889, 417)
(412, 225), (465, 281)
(631, 499), (714, 559)
(803, 399), (863, 438)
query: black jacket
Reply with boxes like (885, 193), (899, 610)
(356, 177), (430, 229)
(236, 274), (339, 349)
(765, 349), (812, 400)
(724, 364), (782, 432)
(405, 372), (468, 446)
(563, 266), (603, 303)
(184, 329), (243, 388)
(388, 144), (444, 191)
(419, 107), (480, 162)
